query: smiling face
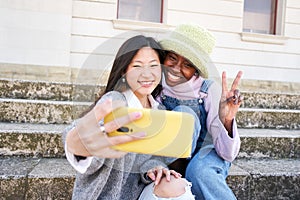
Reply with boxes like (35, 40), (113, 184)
(125, 47), (162, 100)
(163, 52), (197, 86)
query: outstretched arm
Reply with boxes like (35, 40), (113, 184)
(66, 98), (145, 158)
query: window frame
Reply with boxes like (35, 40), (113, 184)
(243, 0), (278, 35)
(116, 0), (164, 23)
(113, 0), (169, 31)
(241, 0), (288, 44)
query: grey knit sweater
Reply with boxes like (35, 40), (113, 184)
(62, 91), (168, 200)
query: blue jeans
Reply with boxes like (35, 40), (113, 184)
(185, 149), (236, 200)
(164, 103), (236, 199)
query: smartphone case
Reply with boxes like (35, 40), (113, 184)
(104, 107), (195, 158)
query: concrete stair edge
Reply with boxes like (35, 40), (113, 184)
(0, 157), (299, 199)
(0, 123), (67, 158)
(0, 157), (75, 199)
(228, 158), (300, 199)
(0, 99), (300, 129)
(236, 108), (300, 129)
(1, 76), (300, 199)
(0, 78), (72, 100)
(1, 99), (300, 128)
(0, 122), (299, 158)
(1, 78), (300, 109)
(0, 78), (105, 102)
(0, 98), (91, 124)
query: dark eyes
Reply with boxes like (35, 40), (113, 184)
(183, 63), (193, 68)
(168, 54), (177, 61)
(133, 65), (141, 68)
(167, 54), (193, 68)
(132, 64), (159, 68)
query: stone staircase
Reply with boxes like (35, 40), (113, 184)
(0, 78), (299, 200)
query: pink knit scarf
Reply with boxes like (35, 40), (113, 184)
(162, 74), (204, 100)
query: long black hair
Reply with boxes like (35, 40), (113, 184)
(105, 35), (164, 96)
(81, 35), (165, 116)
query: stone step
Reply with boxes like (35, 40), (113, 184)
(0, 78), (103, 102)
(1, 122), (299, 159)
(0, 98), (90, 124)
(1, 78), (300, 110)
(241, 91), (300, 110)
(1, 98), (300, 129)
(0, 157), (75, 199)
(228, 158), (300, 199)
(0, 157), (299, 199)
(0, 123), (67, 158)
(237, 108), (300, 129)
(239, 128), (300, 159)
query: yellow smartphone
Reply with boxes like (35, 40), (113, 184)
(104, 107), (195, 158)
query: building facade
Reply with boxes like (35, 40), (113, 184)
(0, 0), (299, 91)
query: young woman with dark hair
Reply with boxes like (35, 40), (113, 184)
(62, 35), (194, 200)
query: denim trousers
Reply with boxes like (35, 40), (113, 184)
(163, 100), (236, 200)
(185, 149), (236, 200)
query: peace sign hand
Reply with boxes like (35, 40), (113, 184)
(219, 71), (243, 135)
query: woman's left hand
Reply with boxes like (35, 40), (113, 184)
(219, 71), (243, 134)
(146, 166), (182, 185)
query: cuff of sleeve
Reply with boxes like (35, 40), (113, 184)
(215, 117), (235, 139)
(140, 159), (167, 184)
(65, 143), (93, 174)
(140, 172), (153, 184)
(231, 119), (239, 138)
(215, 117), (228, 135)
(215, 118), (240, 162)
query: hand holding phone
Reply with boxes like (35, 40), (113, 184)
(104, 107), (195, 158)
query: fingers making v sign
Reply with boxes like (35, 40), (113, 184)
(219, 71), (243, 136)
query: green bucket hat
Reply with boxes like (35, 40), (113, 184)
(160, 23), (216, 78)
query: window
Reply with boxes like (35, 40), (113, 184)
(243, 0), (284, 35)
(117, 0), (163, 23)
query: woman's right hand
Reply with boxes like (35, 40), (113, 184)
(146, 166), (189, 198)
(66, 99), (145, 158)
(146, 166), (182, 185)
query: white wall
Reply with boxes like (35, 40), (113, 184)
(70, 0), (300, 82)
(0, 0), (72, 66)
(164, 0), (300, 82)
(0, 0), (299, 83)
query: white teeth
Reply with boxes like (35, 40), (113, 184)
(139, 81), (153, 86)
(168, 72), (180, 80)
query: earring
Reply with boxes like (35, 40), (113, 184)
(122, 77), (126, 83)
(194, 71), (199, 76)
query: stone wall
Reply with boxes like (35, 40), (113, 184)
(1, 63), (299, 94)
